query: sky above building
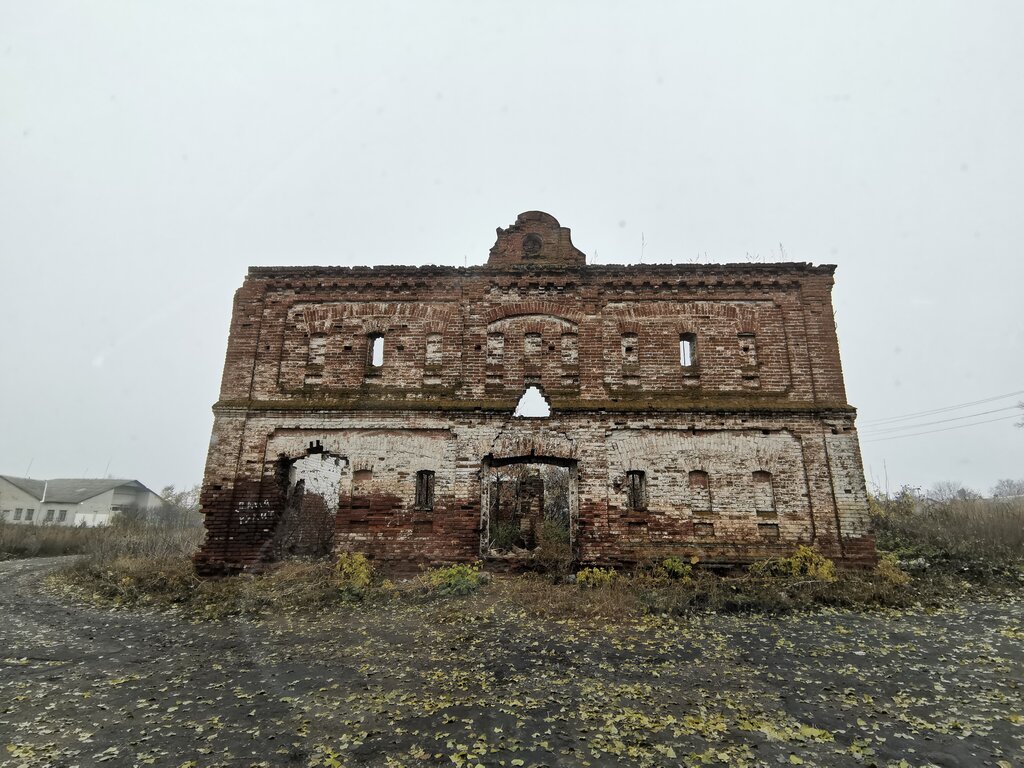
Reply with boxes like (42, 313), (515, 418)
(1, 1), (1021, 495)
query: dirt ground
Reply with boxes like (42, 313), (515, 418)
(1, 558), (1022, 768)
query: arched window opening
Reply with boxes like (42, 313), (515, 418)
(513, 386), (551, 418)
(680, 333), (697, 367)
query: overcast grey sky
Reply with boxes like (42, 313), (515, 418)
(2, 1), (1021, 495)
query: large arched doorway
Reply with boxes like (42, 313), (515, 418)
(479, 455), (579, 565)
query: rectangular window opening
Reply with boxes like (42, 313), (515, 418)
(680, 333), (697, 367)
(58, 510), (68, 522)
(368, 334), (384, 367)
(415, 470), (435, 511)
(626, 470), (647, 511)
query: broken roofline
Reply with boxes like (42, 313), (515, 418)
(246, 262), (838, 277)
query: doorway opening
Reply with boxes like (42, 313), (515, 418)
(480, 456), (578, 568)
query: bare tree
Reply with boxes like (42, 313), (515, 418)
(992, 478), (1024, 498)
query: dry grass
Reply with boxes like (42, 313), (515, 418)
(43, 492), (1024, 621)
(871, 491), (1024, 580)
(0, 519), (205, 560)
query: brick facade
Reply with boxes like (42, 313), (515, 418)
(195, 211), (875, 574)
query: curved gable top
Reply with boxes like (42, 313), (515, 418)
(487, 211), (586, 267)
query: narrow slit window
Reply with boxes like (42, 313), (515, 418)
(415, 470), (435, 510)
(368, 334), (384, 367)
(680, 333), (697, 367)
(626, 470), (647, 511)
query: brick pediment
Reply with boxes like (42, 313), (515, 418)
(487, 211), (586, 267)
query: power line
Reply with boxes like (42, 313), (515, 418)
(860, 405), (1022, 435)
(862, 413), (1021, 443)
(860, 388), (1024, 426)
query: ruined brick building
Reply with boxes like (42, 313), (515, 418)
(195, 211), (875, 574)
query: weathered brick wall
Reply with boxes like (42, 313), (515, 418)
(196, 212), (875, 574)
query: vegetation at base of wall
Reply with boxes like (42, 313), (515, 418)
(576, 566), (617, 588)
(47, 543), (1012, 621)
(418, 562), (487, 597)
(43, 479), (1024, 619)
(334, 551), (374, 599)
(748, 545), (837, 582)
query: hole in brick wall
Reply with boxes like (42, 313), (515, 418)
(513, 386), (551, 418)
(626, 470), (647, 511)
(758, 523), (780, 541)
(694, 522), (714, 537)
(485, 463), (571, 557)
(621, 333), (638, 365)
(415, 470), (435, 510)
(680, 333), (696, 366)
(368, 334), (384, 367)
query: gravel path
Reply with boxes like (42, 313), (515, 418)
(2, 558), (1022, 767)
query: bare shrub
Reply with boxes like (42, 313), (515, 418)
(534, 518), (572, 576)
(871, 486), (1024, 577)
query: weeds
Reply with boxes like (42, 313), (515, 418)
(534, 518), (572, 576)
(419, 562), (486, 596)
(748, 545), (837, 582)
(335, 552), (373, 599)
(577, 566), (617, 588)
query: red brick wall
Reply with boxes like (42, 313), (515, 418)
(195, 213), (874, 574)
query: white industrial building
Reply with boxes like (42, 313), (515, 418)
(0, 476), (163, 527)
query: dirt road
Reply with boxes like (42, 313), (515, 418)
(2, 558), (1022, 767)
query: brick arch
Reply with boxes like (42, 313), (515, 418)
(483, 301), (584, 326)
(290, 302), (456, 335)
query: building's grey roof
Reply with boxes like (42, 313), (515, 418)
(0, 476), (158, 504)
